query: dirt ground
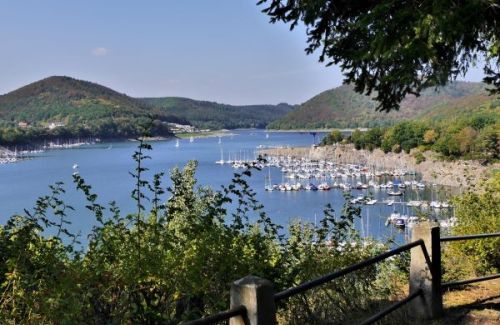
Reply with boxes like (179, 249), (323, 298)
(436, 278), (500, 324)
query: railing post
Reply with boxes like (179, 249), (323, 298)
(409, 221), (443, 320)
(230, 275), (276, 325)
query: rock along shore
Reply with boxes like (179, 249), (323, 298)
(260, 144), (498, 189)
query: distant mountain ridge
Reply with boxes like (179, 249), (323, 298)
(1, 77), (496, 137)
(0, 76), (293, 130)
(140, 97), (294, 130)
(268, 82), (497, 129)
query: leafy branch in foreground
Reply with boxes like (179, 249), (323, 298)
(258, 0), (499, 111)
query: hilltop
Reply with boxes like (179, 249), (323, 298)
(0, 76), (179, 145)
(268, 82), (496, 129)
(140, 97), (294, 130)
(0, 76), (170, 124)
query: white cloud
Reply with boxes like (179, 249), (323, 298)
(91, 47), (109, 56)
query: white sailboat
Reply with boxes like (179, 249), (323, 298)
(215, 148), (224, 165)
(189, 136), (194, 143)
(265, 167), (274, 191)
(175, 139), (180, 148)
(218, 137), (222, 145)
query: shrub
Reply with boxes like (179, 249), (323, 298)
(442, 172), (500, 281)
(413, 151), (426, 164)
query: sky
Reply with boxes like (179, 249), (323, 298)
(0, 0), (486, 105)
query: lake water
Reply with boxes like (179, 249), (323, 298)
(0, 130), (453, 245)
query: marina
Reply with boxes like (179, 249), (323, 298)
(216, 148), (456, 232)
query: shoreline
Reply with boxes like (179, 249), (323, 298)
(266, 128), (368, 133)
(259, 144), (498, 189)
(176, 129), (233, 139)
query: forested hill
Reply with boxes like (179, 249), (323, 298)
(0, 76), (186, 124)
(140, 97), (294, 129)
(0, 76), (180, 145)
(268, 82), (493, 129)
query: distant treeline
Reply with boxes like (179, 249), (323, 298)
(141, 97), (294, 130)
(321, 112), (499, 162)
(0, 118), (173, 146)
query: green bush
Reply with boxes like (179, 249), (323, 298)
(442, 172), (500, 281)
(413, 151), (426, 164)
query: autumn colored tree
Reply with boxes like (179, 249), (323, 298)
(423, 129), (438, 144)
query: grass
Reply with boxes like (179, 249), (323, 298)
(431, 278), (500, 324)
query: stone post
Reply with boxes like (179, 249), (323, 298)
(230, 275), (276, 325)
(409, 221), (443, 319)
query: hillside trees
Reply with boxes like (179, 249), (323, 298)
(321, 112), (499, 162)
(258, 0), (499, 112)
(443, 173), (500, 280)
(0, 117), (174, 146)
(142, 98), (293, 130)
(321, 129), (343, 145)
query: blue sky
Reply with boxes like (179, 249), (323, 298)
(0, 1), (485, 105)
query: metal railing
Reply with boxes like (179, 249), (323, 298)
(183, 226), (500, 325)
(183, 305), (246, 325)
(274, 239), (429, 301)
(441, 232), (500, 242)
(273, 239), (432, 324)
(440, 231), (500, 290)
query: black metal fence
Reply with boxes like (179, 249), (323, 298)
(440, 232), (500, 290)
(185, 306), (246, 325)
(183, 227), (500, 325)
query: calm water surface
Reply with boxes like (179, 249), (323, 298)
(0, 130), (453, 244)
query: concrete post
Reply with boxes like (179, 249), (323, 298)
(409, 221), (443, 319)
(230, 275), (276, 325)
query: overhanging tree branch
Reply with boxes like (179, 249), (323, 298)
(258, 0), (499, 111)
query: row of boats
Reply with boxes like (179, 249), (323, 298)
(216, 153), (451, 207)
(216, 155), (427, 189)
(386, 213), (457, 229)
(0, 156), (20, 164)
(1, 139), (99, 164)
(265, 179), (425, 193)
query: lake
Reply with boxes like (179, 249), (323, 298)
(0, 130), (453, 245)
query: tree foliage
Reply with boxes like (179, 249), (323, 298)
(321, 111), (499, 162)
(258, 0), (500, 111)
(267, 81), (493, 130)
(142, 97), (294, 130)
(443, 172), (500, 280)
(321, 129), (343, 145)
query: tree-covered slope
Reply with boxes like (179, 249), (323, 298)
(0, 76), (178, 144)
(268, 82), (492, 129)
(0, 76), (155, 124)
(141, 97), (294, 129)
